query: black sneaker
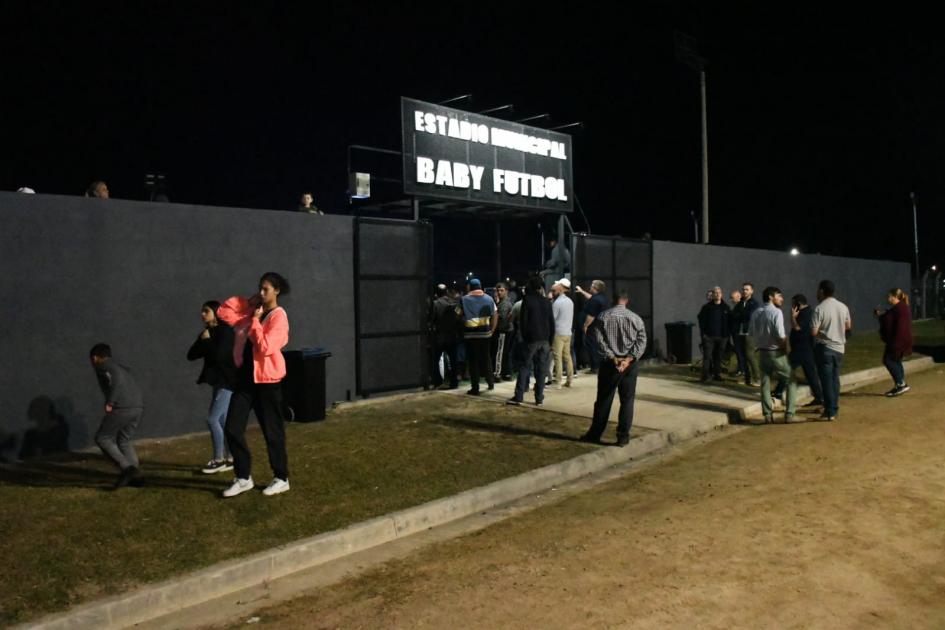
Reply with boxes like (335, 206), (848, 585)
(466, 389), (481, 396)
(114, 465), (138, 489)
(202, 459), (233, 474)
(506, 398), (522, 406)
(578, 434), (602, 445)
(888, 384), (910, 397)
(615, 435), (630, 447)
(534, 400), (544, 406)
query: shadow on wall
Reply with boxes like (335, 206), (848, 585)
(0, 396), (89, 463)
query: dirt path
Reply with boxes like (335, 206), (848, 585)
(222, 369), (945, 629)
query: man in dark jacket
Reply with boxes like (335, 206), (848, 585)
(507, 276), (556, 406)
(90, 343), (144, 489)
(429, 284), (460, 389)
(697, 286), (730, 382)
(773, 294), (824, 406)
(730, 282), (761, 385)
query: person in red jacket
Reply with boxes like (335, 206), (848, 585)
(875, 288), (913, 397)
(217, 272), (291, 498)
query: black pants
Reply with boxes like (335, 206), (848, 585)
(432, 338), (459, 388)
(225, 382), (289, 480)
(701, 335), (725, 378)
(585, 359), (639, 440)
(491, 332), (512, 378)
(774, 348), (823, 402)
(466, 337), (494, 391)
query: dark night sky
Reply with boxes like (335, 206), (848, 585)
(3, 2), (944, 279)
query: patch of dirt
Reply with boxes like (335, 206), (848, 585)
(226, 369), (945, 629)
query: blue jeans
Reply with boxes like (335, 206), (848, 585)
(207, 387), (233, 461)
(883, 350), (905, 386)
(513, 341), (551, 403)
(814, 345), (843, 417)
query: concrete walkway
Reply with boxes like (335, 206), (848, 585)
(24, 358), (935, 630)
(448, 367), (761, 435)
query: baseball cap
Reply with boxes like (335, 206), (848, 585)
(468, 278), (482, 289)
(556, 278), (571, 289)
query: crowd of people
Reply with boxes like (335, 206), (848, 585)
(696, 280), (914, 423)
(428, 273), (647, 446)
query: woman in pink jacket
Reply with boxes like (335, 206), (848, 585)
(217, 272), (291, 498)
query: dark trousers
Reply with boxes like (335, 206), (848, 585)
(731, 335), (745, 374)
(466, 337), (494, 391)
(814, 345), (843, 417)
(432, 338), (459, 388)
(775, 348), (823, 402)
(735, 334), (760, 383)
(225, 382), (289, 480)
(513, 341), (551, 403)
(585, 359), (639, 440)
(583, 332), (601, 370)
(491, 332), (512, 378)
(95, 408), (143, 470)
(701, 335), (725, 378)
(883, 350), (905, 386)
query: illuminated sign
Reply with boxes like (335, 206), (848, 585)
(401, 97), (573, 213)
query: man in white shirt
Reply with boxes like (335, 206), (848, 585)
(551, 279), (575, 387)
(811, 279), (852, 421)
(748, 286), (797, 423)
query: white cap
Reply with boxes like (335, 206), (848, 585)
(556, 278), (571, 289)
(16, 187), (35, 194)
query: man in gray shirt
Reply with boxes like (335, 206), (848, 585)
(748, 287), (797, 423)
(90, 343), (145, 489)
(551, 279), (575, 387)
(579, 292), (647, 447)
(811, 279), (852, 421)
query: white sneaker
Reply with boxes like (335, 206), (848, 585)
(262, 478), (290, 496)
(222, 477), (254, 498)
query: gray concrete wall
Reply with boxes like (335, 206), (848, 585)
(0, 192), (355, 452)
(651, 240), (912, 362)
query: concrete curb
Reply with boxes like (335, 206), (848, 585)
(22, 357), (939, 629)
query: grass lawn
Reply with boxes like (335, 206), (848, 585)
(643, 319), (945, 385)
(0, 394), (594, 626)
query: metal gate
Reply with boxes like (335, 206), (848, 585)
(354, 217), (432, 395)
(571, 234), (654, 357)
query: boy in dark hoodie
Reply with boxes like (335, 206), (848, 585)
(90, 343), (144, 488)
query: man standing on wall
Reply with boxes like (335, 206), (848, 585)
(697, 286), (730, 382)
(749, 287), (798, 423)
(459, 278), (498, 396)
(731, 282), (761, 386)
(574, 280), (609, 374)
(811, 279), (852, 421)
(540, 235), (571, 289)
(579, 291), (647, 447)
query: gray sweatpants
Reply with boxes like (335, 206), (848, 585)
(95, 408), (143, 470)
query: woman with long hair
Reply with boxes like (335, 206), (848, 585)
(875, 288), (913, 396)
(217, 272), (291, 497)
(186, 300), (236, 473)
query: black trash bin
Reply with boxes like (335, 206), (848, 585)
(664, 321), (694, 364)
(282, 348), (332, 422)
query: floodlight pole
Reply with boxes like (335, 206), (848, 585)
(699, 67), (709, 244)
(911, 191), (919, 275)
(675, 31), (709, 244)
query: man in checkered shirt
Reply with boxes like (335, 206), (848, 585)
(580, 292), (647, 447)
